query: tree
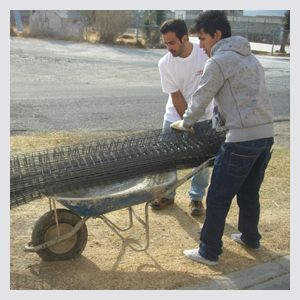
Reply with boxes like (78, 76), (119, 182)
(77, 10), (88, 19)
(280, 10), (290, 53)
(148, 10), (166, 46)
(142, 18), (152, 41)
(95, 10), (133, 43)
(152, 10), (166, 26)
(77, 10), (96, 29)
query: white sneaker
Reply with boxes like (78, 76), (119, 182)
(231, 234), (262, 250)
(183, 249), (219, 266)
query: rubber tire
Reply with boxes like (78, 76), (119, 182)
(32, 209), (88, 261)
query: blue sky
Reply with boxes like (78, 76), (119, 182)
(243, 10), (287, 16)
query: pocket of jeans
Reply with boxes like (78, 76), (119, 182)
(221, 143), (227, 152)
(228, 153), (258, 178)
(214, 143), (228, 166)
(260, 149), (273, 173)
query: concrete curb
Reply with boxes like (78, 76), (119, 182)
(179, 255), (290, 290)
(255, 55), (290, 60)
(247, 273), (290, 290)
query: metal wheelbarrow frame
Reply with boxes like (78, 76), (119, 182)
(24, 157), (215, 261)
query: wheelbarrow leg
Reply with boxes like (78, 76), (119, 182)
(98, 206), (134, 232)
(99, 200), (151, 252)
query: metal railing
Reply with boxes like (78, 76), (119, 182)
(132, 18), (290, 54)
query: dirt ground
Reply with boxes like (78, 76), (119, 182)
(10, 121), (290, 290)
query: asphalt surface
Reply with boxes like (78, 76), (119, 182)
(10, 37), (290, 135)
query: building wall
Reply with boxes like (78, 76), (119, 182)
(227, 10), (243, 17)
(61, 18), (84, 39)
(165, 11), (286, 43)
(166, 11), (199, 20)
(29, 10), (84, 39)
(29, 11), (62, 37)
(228, 15), (286, 43)
(228, 15), (283, 33)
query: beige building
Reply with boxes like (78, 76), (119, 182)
(29, 10), (85, 39)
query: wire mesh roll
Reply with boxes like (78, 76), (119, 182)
(10, 121), (226, 208)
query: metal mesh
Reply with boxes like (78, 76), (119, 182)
(10, 121), (226, 208)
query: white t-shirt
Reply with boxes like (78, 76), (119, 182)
(158, 42), (214, 123)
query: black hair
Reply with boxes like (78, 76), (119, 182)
(160, 18), (188, 42)
(190, 10), (231, 39)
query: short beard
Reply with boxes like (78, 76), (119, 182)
(170, 41), (185, 57)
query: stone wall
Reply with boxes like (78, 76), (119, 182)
(165, 12), (287, 43)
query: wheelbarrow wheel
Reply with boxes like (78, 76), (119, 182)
(31, 209), (88, 261)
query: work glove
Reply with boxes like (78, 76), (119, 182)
(170, 120), (194, 133)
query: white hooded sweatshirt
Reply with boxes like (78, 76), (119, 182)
(182, 36), (274, 143)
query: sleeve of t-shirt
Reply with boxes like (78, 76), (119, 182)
(158, 59), (179, 94)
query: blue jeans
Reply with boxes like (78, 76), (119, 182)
(199, 137), (274, 261)
(162, 119), (210, 201)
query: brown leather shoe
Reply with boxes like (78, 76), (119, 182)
(190, 201), (204, 216)
(150, 197), (174, 210)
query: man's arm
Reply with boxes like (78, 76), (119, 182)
(171, 59), (224, 132)
(171, 90), (187, 119)
(158, 59), (187, 119)
(182, 59), (224, 128)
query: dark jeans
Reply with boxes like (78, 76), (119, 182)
(199, 137), (274, 261)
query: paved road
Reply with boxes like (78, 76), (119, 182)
(10, 38), (290, 135)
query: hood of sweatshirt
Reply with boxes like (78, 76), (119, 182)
(211, 36), (251, 57)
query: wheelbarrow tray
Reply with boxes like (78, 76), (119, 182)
(48, 172), (176, 217)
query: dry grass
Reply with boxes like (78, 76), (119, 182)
(116, 34), (146, 47)
(10, 132), (290, 290)
(10, 24), (17, 36)
(13, 25), (98, 44)
(11, 25), (30, 38)
(11, 25), (289, 55)
(11, 25), (147, 48)
(10, 131), (127, 154)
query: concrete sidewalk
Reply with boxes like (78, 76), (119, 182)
(249, 42), (290, 54)
(189, 37), (290, 55)
(179, 255), (290, 290)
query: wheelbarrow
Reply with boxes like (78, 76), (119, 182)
(24, 157), (215, 261)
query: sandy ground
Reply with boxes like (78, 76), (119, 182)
(10, 121), (290, 290)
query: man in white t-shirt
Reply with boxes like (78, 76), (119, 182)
(150, 18), (214, 215)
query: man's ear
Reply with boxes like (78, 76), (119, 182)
(182, 34), (188, 43)
(215, 30), (222, 41)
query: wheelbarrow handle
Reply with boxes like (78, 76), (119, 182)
(158, 156), (216, 199)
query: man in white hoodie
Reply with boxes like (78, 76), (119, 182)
(171, 11), (274, 265)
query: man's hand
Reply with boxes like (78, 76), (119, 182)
(170, 120), (194, 133)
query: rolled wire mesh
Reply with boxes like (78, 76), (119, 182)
(10, 121), (226, 208)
